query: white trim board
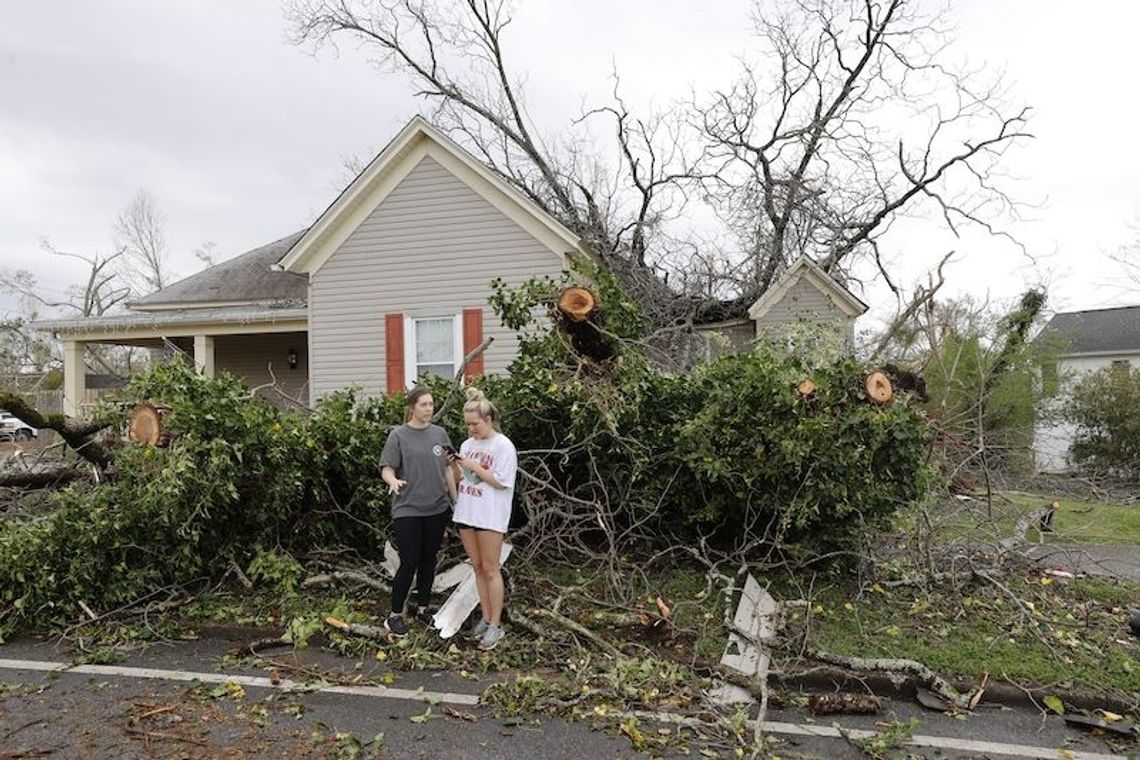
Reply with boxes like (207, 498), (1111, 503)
(747, 257), (868, 321)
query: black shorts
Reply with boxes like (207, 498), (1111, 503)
(454, 521), (499, 533)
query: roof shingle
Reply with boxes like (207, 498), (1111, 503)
(131, 231), (308, 307)
(1037, 305), (1140, 355)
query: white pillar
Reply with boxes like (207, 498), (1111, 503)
(193, 335), (215, 377)
(62, 340), (85, 418)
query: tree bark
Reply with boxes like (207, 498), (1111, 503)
(0, 466), (90, 489)
(0, 391), (112, 468)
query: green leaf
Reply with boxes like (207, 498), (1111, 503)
(1043, 694), (1065, 715)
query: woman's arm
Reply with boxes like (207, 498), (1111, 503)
(445, 462), (458, 502)
(457, 459), (507, 490)
(381, 465), (406, 495)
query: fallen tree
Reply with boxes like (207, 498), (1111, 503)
(0, 390), (115, 469)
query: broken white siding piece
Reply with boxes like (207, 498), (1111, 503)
(432, 543), (513, 639)
(381, 541), (477, 594)
(432, 561), (473, 593)
(708, 574), (779, 705)
(381, 541), (400, 578)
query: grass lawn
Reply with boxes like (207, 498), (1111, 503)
(804, 572), (1140, 696)
(932, 491), (1140, 546)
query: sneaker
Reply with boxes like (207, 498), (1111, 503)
(477, 624), (505, 651)
(465, 618), (489, 641)
(414, 607), (436, 628)
(384, 614), (407, 637)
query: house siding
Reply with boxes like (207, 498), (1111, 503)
(753, 275), (855, 348)
(694, 320), (756, 361)
(309, 156), (565, 398)
(215, 332), (309, 406)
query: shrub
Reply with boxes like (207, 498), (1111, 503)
(1065, 364), (1140, 478)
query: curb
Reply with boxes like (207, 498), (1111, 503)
(774, 665), (1138, 715)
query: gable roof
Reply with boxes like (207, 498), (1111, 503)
(132, 231), (308, 311)
(1037, 305), (1140, 356)
(277, 116), (584, 274)
(747, 257), (869, 321)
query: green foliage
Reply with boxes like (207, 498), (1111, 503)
(483, 273), (932, 559)
(678, 351), (930, 553)
(1065, 364), (1140, 478)
(921, 290), (1055, 472)
(247, 548), (306, 593)
(0, 360), (411, 634)
(0, 273), (934, 636)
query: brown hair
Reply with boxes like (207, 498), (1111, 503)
(404, 386), (433, 423)
(462, 386), (500, 431)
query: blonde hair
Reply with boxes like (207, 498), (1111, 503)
(463, 386), (500, 431)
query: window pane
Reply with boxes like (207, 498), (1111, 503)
(416, 318), (453, 363)
(417, 363), (454, 380)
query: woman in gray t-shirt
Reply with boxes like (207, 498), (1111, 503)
(379, 386), (457, 637)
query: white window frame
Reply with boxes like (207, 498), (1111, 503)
(404, 313), (463, 388)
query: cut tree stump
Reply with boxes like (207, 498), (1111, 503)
(863, 371), (894, 404)
(556, 286), (597, 323)
(795, 378), (816, 397)
(127, 403), (172, 447)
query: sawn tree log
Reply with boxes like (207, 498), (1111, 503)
(555, 286), (614, 362)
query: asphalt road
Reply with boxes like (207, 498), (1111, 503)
(0, 634), (1131, 759)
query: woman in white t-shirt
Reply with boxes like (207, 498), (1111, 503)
(449, 387), (517, 651)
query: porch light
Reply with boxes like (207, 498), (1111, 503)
(287, 348), (298, 369)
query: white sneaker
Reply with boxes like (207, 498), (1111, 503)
(478, 624), (505, 651)
(466, 618), (489, 641)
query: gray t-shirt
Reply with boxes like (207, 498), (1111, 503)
(379, 423), (454, 519)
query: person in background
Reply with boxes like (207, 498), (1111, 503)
(450, 387), (517, 650)
(379, 387), (457, 637)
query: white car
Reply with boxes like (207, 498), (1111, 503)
(0, 411), (37, 442)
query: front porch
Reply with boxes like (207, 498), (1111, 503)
(37, 306), (309, 416)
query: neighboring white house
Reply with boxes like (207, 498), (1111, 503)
(1032, 304), (1140, 472)
(36, 116), (868, 417)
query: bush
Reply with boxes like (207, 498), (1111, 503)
(1066, 365), (1140, 478)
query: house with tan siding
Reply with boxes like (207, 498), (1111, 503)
(36, 117), (867, 416)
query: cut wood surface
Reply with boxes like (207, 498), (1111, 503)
(796, 378), (816, 397)
(557, 286), (597, 322)
(864, 371), (894, 404)
(127, 404), (171, 447)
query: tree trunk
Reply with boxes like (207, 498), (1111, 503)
(0, 391), (112, 468)
(555, 286), (614, 362)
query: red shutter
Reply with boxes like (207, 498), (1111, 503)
(385, 313), (404, 394)
(462, 308), (484, 379)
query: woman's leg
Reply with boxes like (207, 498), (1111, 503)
(474, 530), (505, 626)
(390, 516), (423, 615)
(458, 527), (488, 621)
(414, 511), (451, 609)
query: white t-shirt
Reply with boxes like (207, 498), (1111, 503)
(452, 432), (517, 533)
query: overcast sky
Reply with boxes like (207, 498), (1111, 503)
(2, 0), (1138, 329)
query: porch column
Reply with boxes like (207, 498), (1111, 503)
(193, 334), (216, 377)
(62, 340), (85, 418)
